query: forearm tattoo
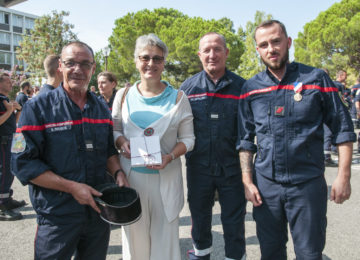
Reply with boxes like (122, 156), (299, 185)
(239, 150), (254, 173)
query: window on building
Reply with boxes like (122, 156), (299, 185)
(14, 53), (23, 67)
(0, 11), (10, 24)
(0, 52), (11, 64)
(12, 14), (23, 27)
(13, 34), (22, 46)
(25, 18), (34, 29)
(0, 32), (10, 45)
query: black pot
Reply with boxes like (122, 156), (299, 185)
(94, 184), (142, 226)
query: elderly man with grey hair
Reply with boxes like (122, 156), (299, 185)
(180, 32), (247, 260)
(12, 41), (128, 260)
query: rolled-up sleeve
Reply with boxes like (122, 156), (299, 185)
(322, 73), (356, 144)
(177, 93), (195, 152)
(236, 82), (257, 153)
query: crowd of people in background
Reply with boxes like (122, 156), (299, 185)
(0, 18), (359, 260)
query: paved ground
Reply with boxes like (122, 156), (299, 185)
(1, 148), (360, 259)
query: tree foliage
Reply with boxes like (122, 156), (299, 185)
(16, 10), (77, 83)
(108, 8), (244, 87)
(294, 0), (360, 75)
(236, 11), (272, 79)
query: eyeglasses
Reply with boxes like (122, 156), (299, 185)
(138, 55), (164, 64)
(61, 60), (94, 70)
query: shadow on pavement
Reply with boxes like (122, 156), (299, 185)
(246, 235), (259, 245)
(21, 213), (37, 220)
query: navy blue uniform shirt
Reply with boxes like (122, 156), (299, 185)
(0, 94), (16, 136)
(38, 83), (55, 95)
(15, 91), (28, 107)
(12, 84), (118, 224)
(98, 90), (117, 111)
(181, 69), (245, 177)
(237, 62), (356, 184)
(351, 84), (360, 98)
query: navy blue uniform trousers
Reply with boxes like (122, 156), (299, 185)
(34, 208), (110, 260)
(253, 174), (327, 260)
(0, 135), (14, 204)
(187, 167), (246, 259)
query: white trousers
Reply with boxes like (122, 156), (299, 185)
(122, 171), (181, 260)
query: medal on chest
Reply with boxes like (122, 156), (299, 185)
(293, 82), (303, 102)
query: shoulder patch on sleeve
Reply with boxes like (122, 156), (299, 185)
(11, 133), (26, 153)
(338, 92), (348, 108)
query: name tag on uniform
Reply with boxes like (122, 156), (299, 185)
(210, 113), (219, 120)
(47, 124), (72, 133)
(274, 106), (285, 116)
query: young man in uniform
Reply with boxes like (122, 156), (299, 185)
(15, 81), (31, 107)
(0, 73), (25, 221)
(39, 54), (63, 94)
(238, 20), (355, 260)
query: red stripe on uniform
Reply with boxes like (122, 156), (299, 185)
(239, 84), (338, 99)
(16, 117), (113, 132)
(187, 92), (240, 100)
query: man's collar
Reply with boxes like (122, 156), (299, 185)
(265, 62), (296, 83)
(203, 68), (228, 84)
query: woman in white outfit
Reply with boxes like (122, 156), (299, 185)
(112, 33), (195, 260)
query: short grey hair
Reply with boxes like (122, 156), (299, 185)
(134, 33), (168, 61)
(199, 32), (227, 50)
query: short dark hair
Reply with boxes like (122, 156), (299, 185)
(336, 70), (347, 78)
(97, 71), (117, 86)
(20, 81), (31, 90)
(254, 20), (288, 41)
(0, 73), (10, 83)
(44, 54), (60, 78)
(61, 41), (94, 61)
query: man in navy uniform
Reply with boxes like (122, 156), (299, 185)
(39, 54), (63, 95)
(0, 73), (25, 221)
(181, 32), (246, 260)
(238, 20), (355, 260)
(12, 41), (129, 260)
(15, 81), (31, 107)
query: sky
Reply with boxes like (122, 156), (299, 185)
(11, 0), (340, 58)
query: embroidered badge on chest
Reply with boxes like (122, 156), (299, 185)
(274, 106), (285, 116)
(144, 127), (154, 136)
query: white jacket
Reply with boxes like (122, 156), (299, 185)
(112, 87), (195, 222)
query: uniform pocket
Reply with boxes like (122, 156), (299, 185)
(45, 129), (81, 175)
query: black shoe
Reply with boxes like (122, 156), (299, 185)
(0, 209), (23, 221)
(2, 198), (27, 210)
(325, 158), (338, 167)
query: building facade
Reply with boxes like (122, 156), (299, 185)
(0, 4), (36, 71)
